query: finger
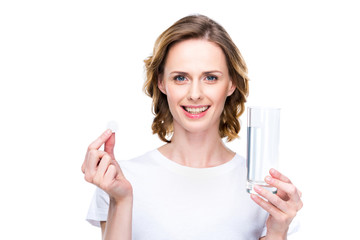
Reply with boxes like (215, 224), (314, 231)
(88, 129), (113, 151)
(93, 154), (112, 185)
(250, 193), (283, 219)
(254, 185), (288, 213)
(82, 150), (92, 173)
(104, 133), (116, 159)
(81, 161), (86, 173)
(269, 168), (292, 184)
(82, 149), (94, 173)
(103, 164), (118, 185)
(270, 169), (302, 199)
(84, 150), (106, 182)
(265, 176), (301, 202)
(111, 160), (125, 178)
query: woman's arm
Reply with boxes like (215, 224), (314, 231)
(101, 221), (106, 239)
(259, 234), (286, 240)
(82, 130), (133, 240)
(100, 198), (133, 240)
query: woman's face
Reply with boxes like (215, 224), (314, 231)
(158, 39), (235, 135)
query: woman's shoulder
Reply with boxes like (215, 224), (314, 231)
(117, 149), (166, 182)
(118, 149), (159, 169)
(234, 152), (246, 163)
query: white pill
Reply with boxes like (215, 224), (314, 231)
(107, 121), (118, 133)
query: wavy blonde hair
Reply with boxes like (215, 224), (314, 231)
(143, 14), (249, 143)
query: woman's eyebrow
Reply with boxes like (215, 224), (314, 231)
(203, 71), (223, 75)
(169, 71), (188, 75)
(169, 71), (223, 75)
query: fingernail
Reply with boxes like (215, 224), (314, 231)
(265, 176), (272, 183)
(105, 129), (112, 135)
(270, 168), (276, 174)
(254, 185), (262, 193)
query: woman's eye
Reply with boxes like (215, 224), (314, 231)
(205, 75), (218, 81)
(174, 75), (186, 82)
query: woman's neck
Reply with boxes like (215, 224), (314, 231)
(158, 127), (235, 168)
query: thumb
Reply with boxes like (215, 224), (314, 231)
(104, 132), (116, 159)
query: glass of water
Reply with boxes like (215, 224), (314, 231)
(246, 107), (281, 194)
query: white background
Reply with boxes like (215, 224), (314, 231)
(1, 0), (359, 239)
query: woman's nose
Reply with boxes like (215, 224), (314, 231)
(187, 80), (203, 101)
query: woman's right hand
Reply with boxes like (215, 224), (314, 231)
(82, 129), (133, 204)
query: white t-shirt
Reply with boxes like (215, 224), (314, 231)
(86, 149), (299, 240)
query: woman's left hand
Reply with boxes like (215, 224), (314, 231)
(251, 168), (303, 239)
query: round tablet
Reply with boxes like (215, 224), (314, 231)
(107, 121), (118, 133)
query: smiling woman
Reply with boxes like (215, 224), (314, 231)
(82, 14), (302, 240)
(157, 39), (236, 135)
(143, 14), (249, 143)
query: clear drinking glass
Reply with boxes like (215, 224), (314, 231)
(246, 107), (281, 194)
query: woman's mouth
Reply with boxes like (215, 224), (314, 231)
(182, 106), (210, 114)
(181, 106), (210, 119)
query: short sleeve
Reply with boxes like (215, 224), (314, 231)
(86, 187), (110, 227)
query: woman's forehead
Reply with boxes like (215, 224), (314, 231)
(164, 39), (228, 74)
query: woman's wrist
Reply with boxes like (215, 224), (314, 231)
(110, 195), (133, 208)
(265, 230), (287, 240)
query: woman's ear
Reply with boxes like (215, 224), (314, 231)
(158, 74), (167, 95)
(227, 80), (236, 96)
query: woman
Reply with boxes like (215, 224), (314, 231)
(82, 14), (302, 240)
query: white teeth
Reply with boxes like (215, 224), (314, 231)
(184, 106), (209, 114)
